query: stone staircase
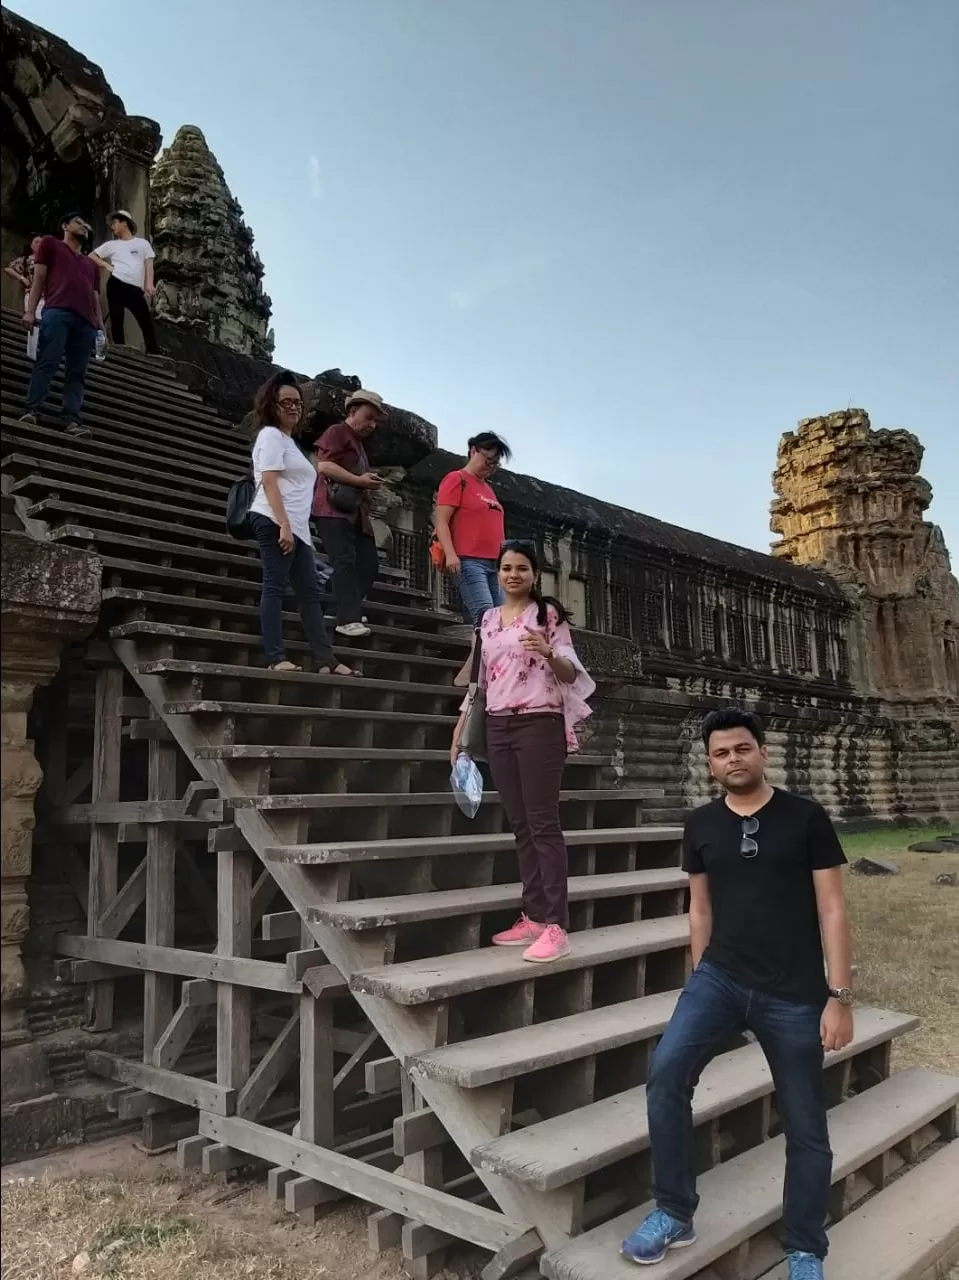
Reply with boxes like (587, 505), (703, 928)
(1, 307), (956, 1280)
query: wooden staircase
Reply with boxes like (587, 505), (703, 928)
(2, 307), (956, 1280)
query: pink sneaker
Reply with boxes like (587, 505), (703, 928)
(492, 915), (545, 947)
(522, 924), (570, 964)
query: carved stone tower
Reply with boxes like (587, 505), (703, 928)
(770, 409), (959, 702)
(151, 125), (274, 360)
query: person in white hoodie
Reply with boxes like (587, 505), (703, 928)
(91, 210), (160, 354)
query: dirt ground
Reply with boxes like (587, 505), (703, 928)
(2, 826), (957, 1280)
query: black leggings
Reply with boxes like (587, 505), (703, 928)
(107, 275), (159, 353)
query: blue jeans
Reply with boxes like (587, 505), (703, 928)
(647, 960), (831, 1258)
(251, 515), (335, 666)
(458, 556), (502, 625)
(25, 306), (96, 424)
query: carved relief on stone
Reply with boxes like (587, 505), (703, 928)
(151, 125), (274, 361)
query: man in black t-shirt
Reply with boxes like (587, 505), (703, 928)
(621, 708), (853, 1280)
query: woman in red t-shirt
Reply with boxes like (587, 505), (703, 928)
(433, 432), (511, 624)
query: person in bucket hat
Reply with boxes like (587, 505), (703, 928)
(91, 210), (160, 354)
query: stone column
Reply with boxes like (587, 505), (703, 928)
(1, 531), (100, 1097)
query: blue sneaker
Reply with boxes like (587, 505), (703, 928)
(621, 1208), (696, 1264)
(787, 1252), (824, 1280)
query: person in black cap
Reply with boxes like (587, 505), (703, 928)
(20, 212), (103, 437)
(91, 210), (159, 354)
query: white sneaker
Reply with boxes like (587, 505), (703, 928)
(336, 621), (371, 638)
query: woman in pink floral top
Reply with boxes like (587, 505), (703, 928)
(451, 540), (596, 963)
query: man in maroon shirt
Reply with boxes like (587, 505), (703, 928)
(20, 212), (103, 437)
(313, 389), (386, 638)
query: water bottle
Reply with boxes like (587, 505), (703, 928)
(94, 330), (106, 362)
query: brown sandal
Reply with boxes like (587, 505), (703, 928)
(269, 660), (301, 672)
(318, 663), (358, 677)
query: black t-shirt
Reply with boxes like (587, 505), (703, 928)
(682, 788), (846, 1003)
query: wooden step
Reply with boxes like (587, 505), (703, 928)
(473, 1006), (919, 1190)
(409, 990), (682, 1088)
(764, 1138), (959, 1280)
(540, 1067), (959, 1280)
(167, 700), (457, 728)
(265, 825), (678, 864)
(350, 917), (690, 1004)
(106, 593), (465, 649)
(139, 659), (463, 698)
(308, 868), (687, 930)
(240, 788), (660, 815)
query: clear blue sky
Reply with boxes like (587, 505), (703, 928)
(13, 0), (958, 558)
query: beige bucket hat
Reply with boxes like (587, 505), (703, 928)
(345, 389), (387, 416)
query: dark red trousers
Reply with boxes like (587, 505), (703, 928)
(486, 712), (569, 927)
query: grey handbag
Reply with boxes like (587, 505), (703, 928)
(458, 626), (487, 762)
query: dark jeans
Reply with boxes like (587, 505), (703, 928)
(107, 275), (159, 353)
(458, 556), (503, 624)
(251, 515), (335, 666)
(486, 713), (569, 926)
(647, 960), (831, 1258)
(25, 306), (96, 424)
(314, 516), (379, 625)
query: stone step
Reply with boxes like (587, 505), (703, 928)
(540, 1067), (959, 1280)
(308, 868), (687, 930)
(1, 417), (230, 498)
(409, 990), (682, 1088)
(141, 658), (463, 698)
(0, 351), (242, 438)
(265, 825), (673, 865)
(473, 1006), (919, 1191)
(35, 501), (432, 601)
(0, 337), (217, 412)
(106, 594), (463, 649)
(350, 917), (690, 1005)
(238, 787), (659, 814)
(0, 387), (248, 475)
(764, 1138), (959, 1280)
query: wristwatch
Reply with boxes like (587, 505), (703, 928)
(828, 986), (854, 1006)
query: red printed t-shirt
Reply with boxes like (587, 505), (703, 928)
(436, 469), (505, 560)
(312, 420), (373, 534)
(34, 237), (99, 328)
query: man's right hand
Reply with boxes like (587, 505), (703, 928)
(359, 472), (384, 490)
(21, 310), (36, 332)
(444, 553), (462, 575)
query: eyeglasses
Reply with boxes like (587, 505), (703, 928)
(480, 450), (502, 469)
(740, 816), (759, 859)
(501, 538), (534, 552)
(278, 399), (302, 412)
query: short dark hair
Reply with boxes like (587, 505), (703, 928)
(468, 431), (512, 462)
(702, 707), (765, 749)
(252, 369), (302, 433)
(59, 211), (88, 230)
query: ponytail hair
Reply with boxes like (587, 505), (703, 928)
(498, 539), (573, 629)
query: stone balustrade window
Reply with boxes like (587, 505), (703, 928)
(609, 582), (632, 637)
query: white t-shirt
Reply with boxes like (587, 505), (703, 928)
(93, 236), (156, 288)
(249, 427), (316, 546)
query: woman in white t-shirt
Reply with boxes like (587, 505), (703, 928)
(249, 371), (354, 674)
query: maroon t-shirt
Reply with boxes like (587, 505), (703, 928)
(35, 236), (100, 327)
(312, 421), (373, 534)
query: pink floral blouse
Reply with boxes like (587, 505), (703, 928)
(468, 602), (596, 752)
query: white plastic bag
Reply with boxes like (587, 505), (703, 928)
(450, 752), (483, 819)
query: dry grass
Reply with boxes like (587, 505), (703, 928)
(841, 826), (959, 1073)
(0, 1168), (481, 1280)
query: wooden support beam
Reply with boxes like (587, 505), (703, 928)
(182, 780), (220, 815)
(261, 910), (300, 941)
(117, 1091), (183, 1121)
(480, 1230), (543, 1280)
(236, 1012), (300, 1121)
(87, 1051), (235, 1114)
(55, 934), (303, 993)
(55, 799), (226, 825)
(182, 979), (217, 1006)
(177, 1135), (210, 1169)
(286, 948), (326, 981)
(334, 1028), (382, 1097)
(198, 1113), (535, 1253)
(366, 1056), (403, 1096)
(95, 857), (146, 938)
(176, 848), (218, 935)
(144, 736), (177, 1068)
(153, 998), (207, 1070)
(296, 991), (336, 1221)
(393, 1108), (448, 1157)
(86, 665), (123, 1030)
(209, 825), (250, 853)
(128, 718), (174, 742)
(217, 848), (252, 1091)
